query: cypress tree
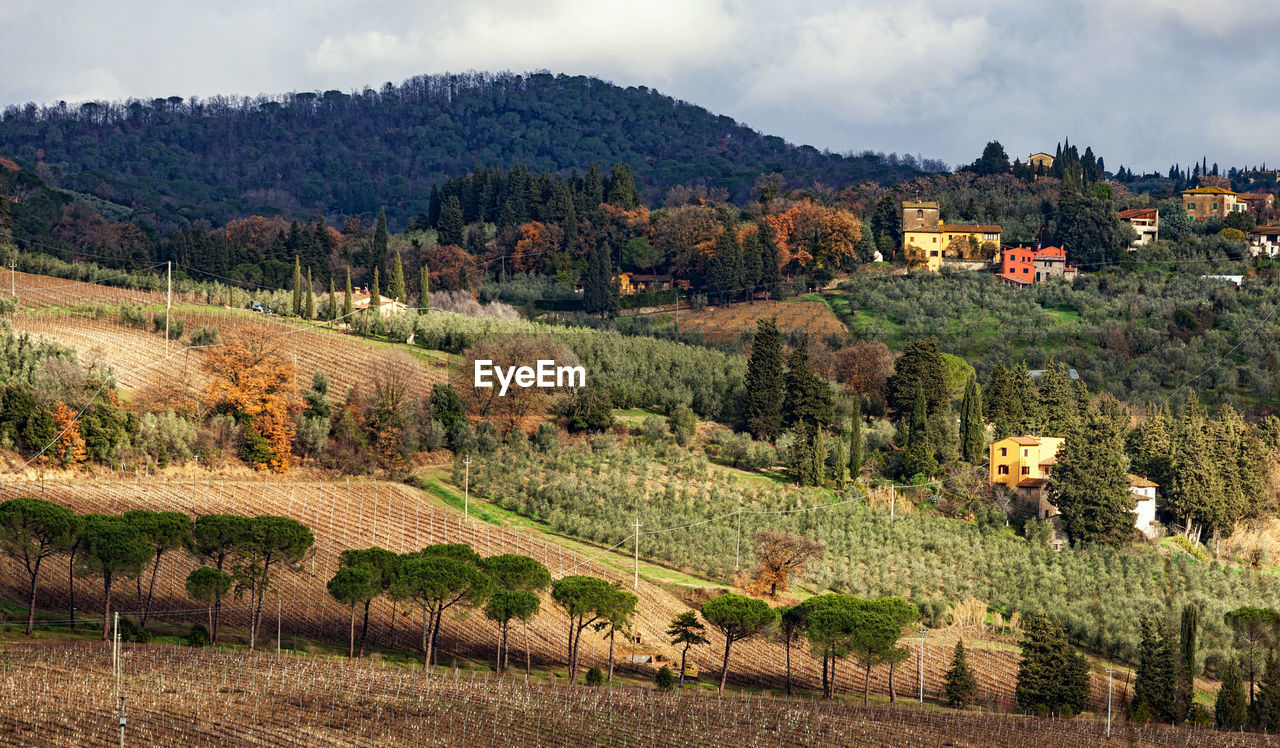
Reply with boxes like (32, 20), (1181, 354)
(369, 267), (380, 316)
(758, 222), (782, 299)
(907, 384), (927, 449)
(744, 318), (785, 440)
(1255, 655), (1280, 730)
(960, 373), (984, 463)
(741, 229), (763, 302)
(1177, 603), (1199, 722)
(372, 207), (389, 271)
(708, 222), (744, 304)
(583, 243), (618, 318)
(789, 422), (817, 486)
(419, 263), (430, 310)
(428, 184), (441, 227)
(1015, 613), (1090, 716)
(1167, 399), (1220, 544)
(342, 268), (353, 320)
(605, 163), (640, 209)
(811, 428), (828, 488)
(292, 256), (303, 317)
(1036, 363), (1079, 434)
(783, 337), (833, 430)
(1132, 616), (1178, 723)
(438, 196), (465, 246)
(832, 432), (847, 488)
(304, 267), (315, 320)
(1048, 408), (1133, 545)
(902, 384), (936, 479)
(1216, 657), (1248, 730)
(389, 250), (406, 304)
(327, 278), (336, 323)
(944, 640), (977, 708)
(849, 398), (864, 479)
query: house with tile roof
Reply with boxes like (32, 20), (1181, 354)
(1182, 186), (1246, 222)
(1118, 208), (1159, 247)
(901, 201), (1001, 272)
(999, 245), (1078, 285)
(1248, 226), (1280, 258)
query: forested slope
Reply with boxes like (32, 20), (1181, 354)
(0, 72), (927, 227)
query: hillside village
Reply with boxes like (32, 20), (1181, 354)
(4, 77), (1280, 744)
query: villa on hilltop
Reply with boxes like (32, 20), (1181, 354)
(901, 201), (1001, 272)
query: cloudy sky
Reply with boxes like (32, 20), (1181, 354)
(2, 0), (1277, 172)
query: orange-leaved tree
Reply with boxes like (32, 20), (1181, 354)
(202, 334), (299, 472)
(51, 402), (87, 467)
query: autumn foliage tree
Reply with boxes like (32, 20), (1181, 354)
(748, 530), (824, 596)
(201, 334), (300, 472)
(51, 402), (87, 467)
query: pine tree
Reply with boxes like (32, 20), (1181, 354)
(744, 318), (785, 441)
(741, 229), (763, 302)
(886, 338), (947, 417)
(758, 222), (782, 299)
(1216, 657), (1248, 729)
(292, 256), (303, 317)
(1048, 408), (1133, 545)
(849, 398), (864, 479)
(438, 196), (465, 246)
(327, 278), (336, 323)
(960, 373), (984, 463)
(389, 251), (406, 304)
(1128, 405), (1172, 490)
(944, 640), (977, 708)
(304, 267), (315, 319)
(372, 207), (389, 271)
(605, 163), (640, 209)
(1132, 616), (1178, 723)
(783, 337), (833, 430)
(419, 263), (430, 310)
(342, 268), (353, 320)
(583, 243), (619, 318)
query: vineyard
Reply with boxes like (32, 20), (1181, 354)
(678, 300), (846, 344)
(0, 643), (1261, 747)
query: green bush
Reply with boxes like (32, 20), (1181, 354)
(585, 666), (604, 686)
(184, 624), (211, 647)
(655, 666), (675, 690)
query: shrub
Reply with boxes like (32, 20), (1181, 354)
(654, 666), (675, 690)
(120, 304), (148, 329)
(585, 666), (604, 686)
(533, 422), (559, 452)
(184, 624), (211, 647)
(640, 416), (668, 442)
(189, 326), (219, 346)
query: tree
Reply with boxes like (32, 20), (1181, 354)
(749, 530), (824, 596)
(419, 262), (430, 310)
(1048, 408), (1134, 545)
(389, 250), (406, 304)
(848, 597), (918, 705)
(969, 140), (1011, 175)
(606, 163), (640, 209)
(1225, 606), (1279, 710)
(1053, 190), (1132, 269)
(1216, 657), (1248, 730)
(368, 266), (381, 319)
(667, 611), (709, 687)
(430, 383), (465, 433)
(185, 566), (232, 641)
(701, 592), (777, 694)
(886, 338), (947, 417)
(78, 515), (154, 641)
(901, 384), (936, 480)
(945, 640), (977, 708)
(1132, 616), (1178, 723)
(305, 268), (315, 319)
(122, 509), (192, 628)
(594, 585), (638, 681)
(783, 336), (833, 429)
(291, 256), (303, 316)
(551, 575), (615, 684)
(392, 550), (494, 669)
(959, 374), (984, 463)
(1015, 613), (1090, 716)
(233, 515), (314, 650)
(485, 591), (540, 673)
(343, 268), (354, 320)
(583, 243), (619, 318)
(328, 565), (381, 658)
(744, 318), (785, 440)
(708, 221), (744, 303)
(338, 546), (400, 657)
(849, 399), (864, 479)
(776, 605), (805, 695)
(1035, 364), (1079, 434)
(51, 403), (87, 467)
(438, 195), (464, 246)
(835, 340), (893, 396)
(481, 553), (551, 673)
(372, 207), (389, 270)
(1256, 655), (1280, 730)
(326, 277), (336, 322)
(189, 514), (250, 644)
(0, 497), (76, 636)
(1177, 602), (1199, 722)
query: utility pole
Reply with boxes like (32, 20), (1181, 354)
(1106, 666), (1114, 738)
(114, 611), (126, 747)
(918, 627), (927, 704)
(734, 513), (741, 571)
(277, 596), (282, 656)
(463, 456), (471, 522)
(165, 260), (172, 356)
(9, 257), (14, 298)
(633, 517), (642, 594)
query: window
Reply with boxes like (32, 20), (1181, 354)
(1212, 202), (1218, 210)
(1022, 466), (1030, 475)
(917, 209), (923, 220)
(1000, 447), (1007, 456)
(1023, 449), (1029, 457)
(930, 250), (939, 257)
(1188, 202), (1195, 210)
(998, 465), (1009, 475)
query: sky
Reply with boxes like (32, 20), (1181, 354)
(2, 0), (1278, 173)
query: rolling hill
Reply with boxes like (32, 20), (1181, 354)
(0, 72), (928, 227)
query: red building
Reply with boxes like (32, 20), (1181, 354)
(1001, 246), (1078, 285)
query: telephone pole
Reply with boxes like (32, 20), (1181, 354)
(918, 627), (927, 704)
(1106, 666), (1114, 738)
(9, 257), (14, 298)
(114, 611), (126, 747)
(165, 260), (172, 356)
(734, 513), (742, 571)
(633, 517), (642, 594)
(463, 456), (471, 521)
